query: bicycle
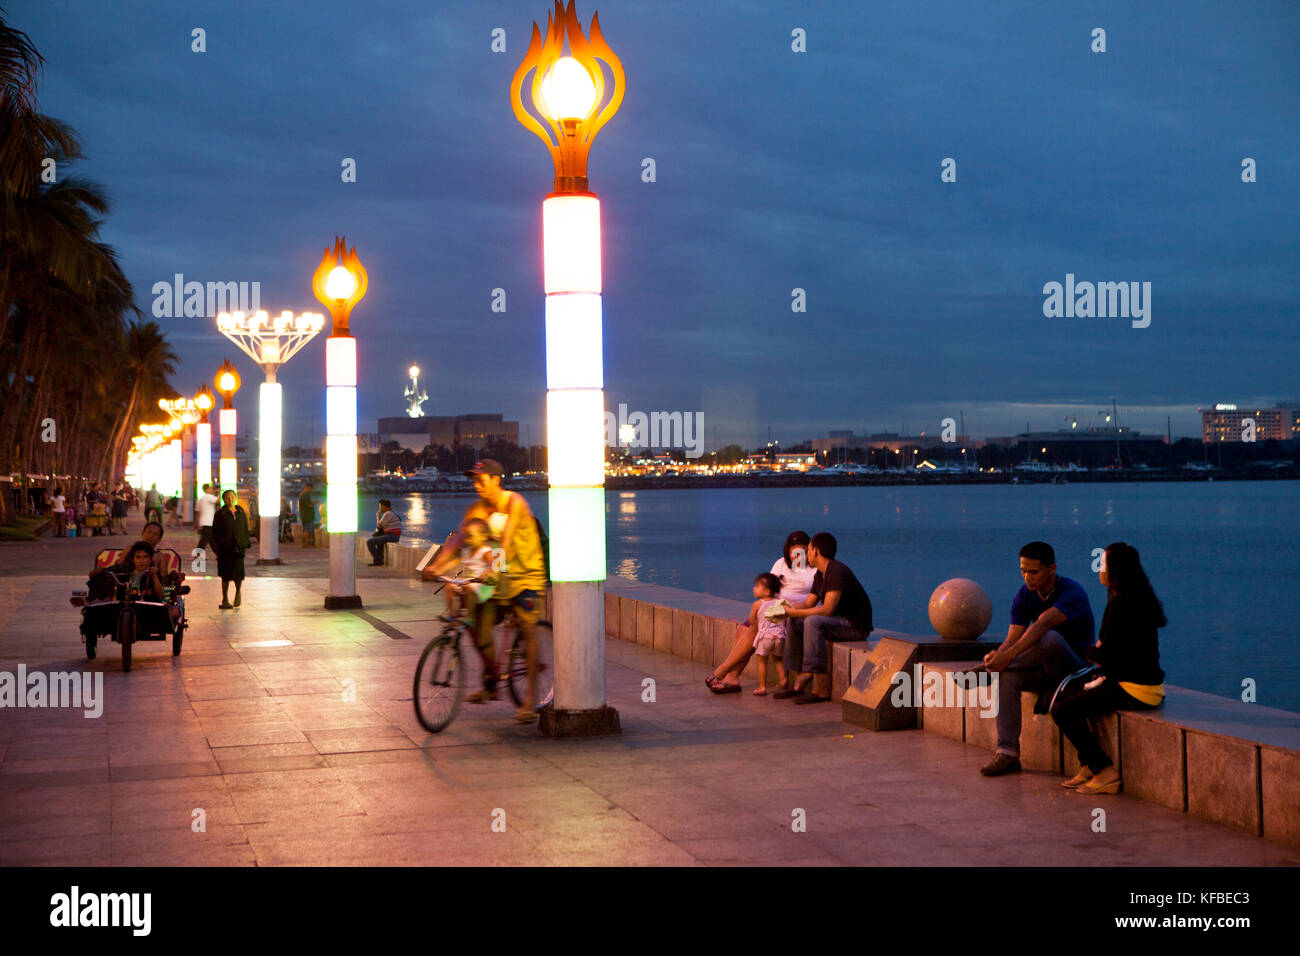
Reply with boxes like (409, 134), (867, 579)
(412, 576), (553, 733)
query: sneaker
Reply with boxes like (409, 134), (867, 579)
(980, 753), (1022, 776)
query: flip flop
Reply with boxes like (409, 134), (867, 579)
(710, 682), (742, 694)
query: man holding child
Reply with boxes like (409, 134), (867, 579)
(778, 532), (873, 704)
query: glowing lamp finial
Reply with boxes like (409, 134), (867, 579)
(541, 57), (598, 121)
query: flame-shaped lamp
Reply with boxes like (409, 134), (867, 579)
(312, 237), (367, 608)
(512, 1), (623, 736)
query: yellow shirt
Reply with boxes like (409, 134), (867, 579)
(489, 492), (546, 598)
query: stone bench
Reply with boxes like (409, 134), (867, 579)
(913, 661), (1300, 848)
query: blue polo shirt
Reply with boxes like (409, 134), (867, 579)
(1010, 575), (1095, 652)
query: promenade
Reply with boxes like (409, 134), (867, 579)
(0, 527), (1296, 866)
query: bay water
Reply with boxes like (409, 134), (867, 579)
(360, 481), (1300, 712)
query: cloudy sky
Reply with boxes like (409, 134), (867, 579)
(17, 0), (1300, 447)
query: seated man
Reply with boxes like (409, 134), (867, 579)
(979, 541), (1095, 776)
(778, 532), (873, 704)
(366, 499), (402, 566)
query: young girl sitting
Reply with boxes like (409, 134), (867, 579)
(749, 573), (787, 695)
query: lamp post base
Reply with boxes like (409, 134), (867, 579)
(255, 557), (283, 566)
(324, 594), (363, 610)
(536, 704), (620, 738)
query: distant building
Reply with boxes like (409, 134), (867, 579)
(377, 414), (519, 453)
(1200, 403), (1300, 443)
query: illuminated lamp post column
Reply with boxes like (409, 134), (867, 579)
(511, 1), (624, 736)
(217, 308), (326, 564)
(194, 385), (214, 499)
(159, 397), (200, 523)
(312, 238), (367, 610)
(215, 361), (241, 495)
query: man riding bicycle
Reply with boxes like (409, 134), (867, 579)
(427, 459), (546, 723)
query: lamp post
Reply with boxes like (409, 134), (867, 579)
(312, 237), (367, 610)
(511, 0), (624, 736)
(159, 397), (201, 522)
(217, 309), (326, 564)
(194, 385), (214, 498)
(215, 361), (241, 496)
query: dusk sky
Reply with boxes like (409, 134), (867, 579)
(17, 0), (1300, 448)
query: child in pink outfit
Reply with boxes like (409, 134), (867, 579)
(749, 573), (787, 695)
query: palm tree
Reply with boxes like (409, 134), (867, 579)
(0, 7), (180, 522)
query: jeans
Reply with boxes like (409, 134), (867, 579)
(1051, 677), (1158, 772)
(802, 615), (861, 674)
(783, 617), (804, 674)
(367, 533), (400, 563)
(995, 629), (1086, 756)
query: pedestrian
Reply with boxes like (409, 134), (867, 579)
(50, 486), (68, 537)
(195, 483), (219, 551)
(111, 483), (128, 534)
(298, 483), (317, 547)
(211, 490), (250, 609)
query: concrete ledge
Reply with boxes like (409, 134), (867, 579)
(1261, 746), (1300, 849)
(1120, 710), (1185, 811)
(917, 662), (973, 742)
(1186, 730), (1260, 836)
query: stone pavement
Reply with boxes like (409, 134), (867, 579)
(1, 530), (1297, 866)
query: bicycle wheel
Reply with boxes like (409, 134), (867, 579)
(118, 608), (135, 673)
(505, 620), (554, 709)
(413, 628), (464, 733)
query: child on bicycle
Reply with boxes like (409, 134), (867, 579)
(443, 518), (498, 625)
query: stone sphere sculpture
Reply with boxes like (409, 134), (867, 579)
(928, 578), (993, 640)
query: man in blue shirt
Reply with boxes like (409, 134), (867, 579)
(979, 541), (1093, 776)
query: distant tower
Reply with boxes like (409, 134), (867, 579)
(404, 364), (428, 418)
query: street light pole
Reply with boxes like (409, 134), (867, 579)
(195, 386), (214, 502)
(312, 238), (367, 610)
(511, 0), (624, 736)
(215, 361), (241, 496)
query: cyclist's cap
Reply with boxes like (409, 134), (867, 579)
(465, 459), (504, 478)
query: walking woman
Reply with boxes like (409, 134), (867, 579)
(1050, 542), (1166, 794)
(211, 490), (250, 609)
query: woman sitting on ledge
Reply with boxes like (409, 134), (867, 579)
(1050, 541), (1166, 795)
(707, 531), (815, 693)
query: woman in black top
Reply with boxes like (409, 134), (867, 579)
(212, 490), (251, 609)
(1050, 541), (1166, 795)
